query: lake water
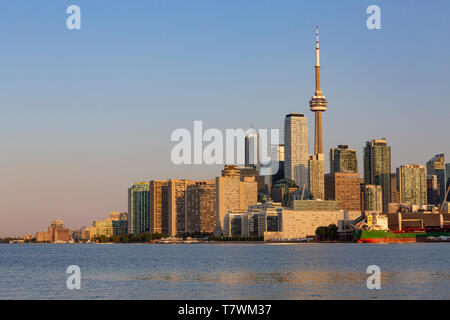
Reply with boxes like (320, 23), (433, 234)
(1, 243), (450, 300)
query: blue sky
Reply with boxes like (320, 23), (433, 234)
(0, 1), (449, 236)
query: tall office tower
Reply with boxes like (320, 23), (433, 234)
(215, 165), (258, 236)
(149, 180), (168, 234)
(309, 25), (328, 155)
(284, 113), (309, 188)
(186, 181), (216, 234)
(426, 154), (446, 204)
(128, 182), (150, 235)
(364, 139), (391, 212)
(325, 172), (361, 211)
(330, 145), (358, 173)
(308, 153), (325, 199)
(360, 185), (383, 213)
(427, 175), (440, 206)
(397, 164), (427, 205)
(245, 130), (259, 168)
(390, 173), (400, 204)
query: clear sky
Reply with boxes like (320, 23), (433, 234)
(1, 1), (449, 236)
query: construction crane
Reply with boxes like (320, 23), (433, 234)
(439, 185), (450, 213)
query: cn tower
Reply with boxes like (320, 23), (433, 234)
(309, 25), (327, 155)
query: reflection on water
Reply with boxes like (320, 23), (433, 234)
(133, 270), (368, 285)
(1, 243), (450, 299)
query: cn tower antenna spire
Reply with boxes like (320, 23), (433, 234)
(309, 24), (328, 155)
(316, 24), (320, 66)
(315, 25), (322, 96)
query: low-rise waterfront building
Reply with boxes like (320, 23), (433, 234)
(90, 212), (128, 240)
(71, 227), (90, 242)
(36, 220), (71, 243)
(263, 209), (361, 241)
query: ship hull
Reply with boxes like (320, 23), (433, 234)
(358, 237), (417, 243)
(355, 230), (450, 243)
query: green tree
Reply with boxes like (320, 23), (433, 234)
(327, 224), (338, 241)
(315, 226), (328, 241)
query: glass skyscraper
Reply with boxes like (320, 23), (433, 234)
(128, 182), (150, 235)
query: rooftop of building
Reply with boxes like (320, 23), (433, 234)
(285, 113), (305, 118)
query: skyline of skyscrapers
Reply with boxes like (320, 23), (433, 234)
(119, 26), (449, 242)
(93, 27), (450, 242)
(16, 23), (450, 240)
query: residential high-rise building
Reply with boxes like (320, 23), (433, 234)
(150, 178), (218, 237)
(167, 179), (197, 237)
(128, 182), (150, 235)
(284, 113), (309, 188)
(360, 185), (383, 213)
(325, 172), (360, 211)
(309, 25), (327, 155)
(308, 153), (324, 200)
(149, 180), (169, 234)
(427, 175), (440, 206)
(397, 164), (427, 205)
(330, 145), (357, 173)
(186, 181), (216, 234)
(245, 130), (259, 169)
(426, 154), (446, 204)
(215, 165), (258, 235)
(390, 173), (400, 204)
(364, 139), (391, 212)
